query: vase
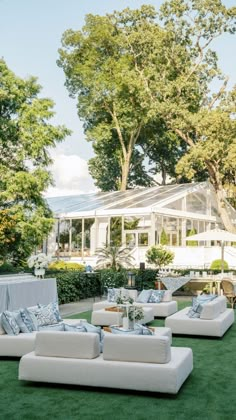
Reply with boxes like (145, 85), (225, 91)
(122, 317), (129, 329)
(34, 268), (45, 278)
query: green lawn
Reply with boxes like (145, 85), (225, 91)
(0, 300), (235, 420)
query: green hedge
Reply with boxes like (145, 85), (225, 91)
(46, 271), (102, 304)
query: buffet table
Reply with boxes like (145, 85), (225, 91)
(0, 275), (57, 312)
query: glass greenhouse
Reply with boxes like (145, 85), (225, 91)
(46, 181), (236, 265)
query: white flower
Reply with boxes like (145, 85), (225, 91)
(27, 253), (51, 269)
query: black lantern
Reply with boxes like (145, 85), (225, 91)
(127, 271), (136, 288)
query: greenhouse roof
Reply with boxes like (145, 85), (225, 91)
(46, 182), (213, 218)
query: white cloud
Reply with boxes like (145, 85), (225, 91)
(45, 154), (97, 197)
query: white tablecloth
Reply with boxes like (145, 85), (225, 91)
(161, 277), (191, 293)
(0, 277), (57, 312)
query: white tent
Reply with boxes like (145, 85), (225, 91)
(187, 228), (236, 272)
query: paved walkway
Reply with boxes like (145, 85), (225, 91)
(59, 295), (192, 317)
(59, 297), (103, 317)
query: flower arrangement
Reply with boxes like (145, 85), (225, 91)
(27, 253), (51, 270)
(115, 293), (144, 321)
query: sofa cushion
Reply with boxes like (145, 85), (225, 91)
(1, 310), (20, 335)
(107, 288), (120, 302)
(103, 334), (171, 363)
(136, 289), (152, 303)
(162, 290), (172, 302)
(35, 331), (100, 359)
(134, 324), (154, 335)
(187, 295), (217, 318)
(148, 290), (165, 303)
(18, 308), (39, 333)
(200, 296), (227, 320)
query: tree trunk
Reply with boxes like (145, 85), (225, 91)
(215, 186), (236, 233)
(120, 158), (131, 191)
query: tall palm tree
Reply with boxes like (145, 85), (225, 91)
(95, 245), (134, 270)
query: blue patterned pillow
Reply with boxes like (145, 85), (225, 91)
(187, 294), (217, 318)
(148, 290), (165, 303)
(38, 324), (64, 331)
(38, 302), (62, 322)
(34, 305), (58, 326)
(64, 324), (87, 332)
(110, 326), (142, 335)
(136, 289), (152, 303)
(17, 308), (38, 333)
(134, 323), (154, 335)
(80, 321), (102, 339)
(107, 288), (120, 302)
(1, 311), (20, 335)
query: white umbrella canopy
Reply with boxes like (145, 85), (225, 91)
(187, 228), (236, 273)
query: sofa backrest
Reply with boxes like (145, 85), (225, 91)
(103, 334), (171, 364)
(35, 331), (100, 359)
(200, 295), (227, 320)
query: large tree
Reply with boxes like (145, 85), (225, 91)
(57, 6), (172, 191)
(0, 60), (70, 263)
(58, 1), (236, 230)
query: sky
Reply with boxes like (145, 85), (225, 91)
(0, 0), (235, 196)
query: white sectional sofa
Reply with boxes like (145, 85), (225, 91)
(19, 331), (193, 394)
(165, 296), (234, 337)
(93, 289), (177, 318)
(0, 319), (85, 357)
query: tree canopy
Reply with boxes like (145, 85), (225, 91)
(58, 0), (236, 230)
(0, 60), (70, 263)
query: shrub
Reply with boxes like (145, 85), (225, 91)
(160, 228), (168, 245)
(55, 271), (101, 304)
(0, 262), (19, 273)
(186, 228), (198, 246)
(210, 259), (229, 271)
(146, 245), (174, 269)
(100, 269), (128, 289)
(48, 260), (85, 271)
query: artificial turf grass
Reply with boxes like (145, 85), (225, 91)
(0, 300), (235, 420)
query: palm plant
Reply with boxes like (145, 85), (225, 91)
(95, 245), (134, 270)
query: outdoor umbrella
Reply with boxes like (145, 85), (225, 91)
(187, 228), (236, 273)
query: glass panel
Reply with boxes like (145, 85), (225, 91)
(126, 232), (136, 248)
(84, 218), (95, 256)
(71, 219), (82, 256)
(138, 232), (149, 246)
(110, 217), (122, 246)
(186, 193), (207, 214)
(57, 219), (70, 257)
(124, 216), (140, 230)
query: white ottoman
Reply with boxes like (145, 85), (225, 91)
(92, 307), (154, 326)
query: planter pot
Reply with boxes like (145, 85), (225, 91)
(122, 317), (129, 329)
(34, 268), (45, 278)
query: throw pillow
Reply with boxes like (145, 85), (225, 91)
(34, 304), (58, 326)
(0, 314), (6, 335)
(134, 323), (154, 335)
(1, 310), (20, 335)
(187, 294), (217, 318)
(136, 289), (152, 303)
(38, 324), (65, 331)
(17, 308), (38, 333)
(107, 288), (120, 303)
(110, 326), (142, 335)
(148, 290), (165, 303)
(80, 321), (102, 339)
(37, 302), (62, 322)
(64, 324), (87, 332)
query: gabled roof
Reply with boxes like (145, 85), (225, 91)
(46, 182), (213, 219)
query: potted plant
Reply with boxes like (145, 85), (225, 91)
(27, 253), (51, 278)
